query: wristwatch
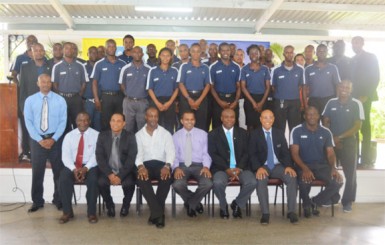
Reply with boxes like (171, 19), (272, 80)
(164, 163), (171, 169)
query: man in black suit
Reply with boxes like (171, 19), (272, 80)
(249, 110), (298, 224)
(208, 109), (256, 219)
(96, 113), (138, 218)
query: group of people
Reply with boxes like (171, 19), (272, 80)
(11, 34), (379, 228)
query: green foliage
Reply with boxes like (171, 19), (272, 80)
(269, 43), (284, 64)
(371, 80), (385, 139)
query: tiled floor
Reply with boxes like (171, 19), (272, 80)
(1, 202), (384, 244)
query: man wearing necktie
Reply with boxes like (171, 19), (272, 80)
(249, 110), (298, 225)
(208, 109), (256, 219)
(59, 112), (99, 224)
(96, 113), (138, 218)
(172, 111), (213, 217)
(24, 74), (67, 213)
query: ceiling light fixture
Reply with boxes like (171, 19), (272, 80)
(135, 6), (193, 13)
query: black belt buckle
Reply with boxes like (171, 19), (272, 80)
(40, 133), (54, 139)
(127, 96), (145, 102)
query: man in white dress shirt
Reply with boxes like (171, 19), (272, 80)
(59, 112), (99, 224)
(136, 107), (175, 228)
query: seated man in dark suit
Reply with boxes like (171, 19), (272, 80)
(290, 106), (343, 218)
(208, 108), (256, 219)
(59, 112), (99, 224)
(249, 110), (298, 224)
(96, 113), (138, 218)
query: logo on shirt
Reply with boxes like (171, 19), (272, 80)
(295, 74), (298, 77)
(301, 135), (308, 138)
(231, 70), (235, 73)
(127, 73), (133, 77)
(216, 70), (223, 74)
(102, 68), (108, 71)
(246, 74), (250, 77)
(60, 71), (66, 75)
(331, 108), (337, 111)
(346, 109), (350, 112)
(154, 77), (159, 82)
(309, 72), (315, 76)
(278, 75), (285, 79)
(326, 71), (330, 75)
(319, 136), (323, 139)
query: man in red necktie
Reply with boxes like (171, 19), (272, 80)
(59, 112), (100, 224)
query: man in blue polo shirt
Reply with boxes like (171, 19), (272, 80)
(10, 35), (38, 162)
(290, 106), (343, 218)
(322, 80), (364, 212)
(118, 34), (134, 64)
(146, 44), (158, 67)
(83, 46), (101, 131)
(177, 43), (211, 131)
(92, 39), (126, 130)
(24, 74), (67, 212)
(210, 42), (241, 129)
(119, 46), (151, 133)
(52, 42), (88, 133)
(271, 45), (304, 132)
(166, 40), (180, 64)
(304, 44), (341, 114)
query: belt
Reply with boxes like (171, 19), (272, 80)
(102, 91), (119, 96)
(218, 93), (235, 98)
(83, 97), (95, 103)
(59, 92), (78, 98)
(126, 96), (147, 102)
(40, 133), (54, 139)
(188, 90), (202, 94)
(179, 162), (203, 167)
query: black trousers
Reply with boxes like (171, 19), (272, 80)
(360, 99), (373, 165)
(63, 94), (83, 133)
(273, 99), (301, 131)
(59, 167), (99, 215)
(18, 86), (30, 155)
(150, 96), (175, 134)
(179, 92), (208, 131)
(212, 93), (239, 129)
(98, 172), (136, 208)
(100, 92), (124, 131)
(136, 160), (172, 219)
(336, 137), (357, 205)
(308, 96), (333, 115)
(297, 163), (342, 208)
(30, 137), (64, 206)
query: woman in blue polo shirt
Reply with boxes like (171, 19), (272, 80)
(147, 47), (179, 134)
(240, 44), (271, 131)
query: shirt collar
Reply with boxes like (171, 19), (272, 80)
(222, 125), (234, 134)
(263, 128), (272, 134)
(38, 91), (53, 99)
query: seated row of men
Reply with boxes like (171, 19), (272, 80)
(25, 74), (363, 229)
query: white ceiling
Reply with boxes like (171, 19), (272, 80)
(1, 0), (385, 36)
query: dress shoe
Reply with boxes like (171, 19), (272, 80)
(88, 215), (98, 223)
(148, 217), (157, 225)
(28, 203), (44, 213)
(156, 215), (165, 229)
(260, 214), (270, 225)
(59, 212), (74, 224)
(230, 200), (242, 218)
(120, 206), (129, 217)
(187, 208), (197, 217)
(287, 212), (299, 224)
(107, 205), (115, 217)
(311, 197), (320, 216)
(195, 203), (204, 214)
(52, 200), (62, 210)
(219, 205), (229, 219)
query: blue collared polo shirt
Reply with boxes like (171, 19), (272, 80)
(91, 57), (126, 92)
(177, 62), (210, 91)
(147, 66), (178, 97)
(209, 60), (240, 94)
(271, 63), (304, 100)
(304, 62), (341, 98)
(119, 62), (151, 98)
(51, 60), (88, 93)
(240, 64), (271, 94)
